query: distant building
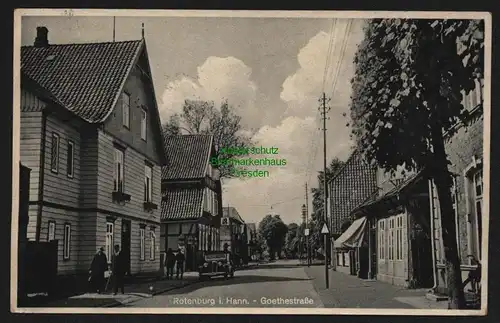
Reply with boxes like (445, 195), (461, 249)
(221, 207), (247, 262)
(161, 134), (222, 271)
(246, 223), (258, 261)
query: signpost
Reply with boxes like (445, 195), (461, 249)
(321, 223), (329, 289)
(304, 228), (310, 267)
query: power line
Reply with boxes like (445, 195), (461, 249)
(330, 19), (353, 100)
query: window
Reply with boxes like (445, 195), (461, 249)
(378, 220), (385, 260)
(388, 219), (394, 260)
(451, 175), (461, 255)
(67, 140), (74, 178)
(47, 221), (56, 241)
(150, 230), (156, 260)
(396, 216), (403, 260)
(113, 148), (124, 192)
(473, 171), (483, 258)
(140, 228), (145, 260)
(105, 222), (114, 261)
(144, 164), (152, 202)
(141, 109), (147, 141)
(63, 224), (71, 260)
(51, 133), (60, 173)
(462, 79), (483, 111)
(122, 92), (130, 128)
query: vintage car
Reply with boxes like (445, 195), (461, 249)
(198, 251), (234, 280)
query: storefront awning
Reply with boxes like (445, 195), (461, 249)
(334, 217), (368, 249)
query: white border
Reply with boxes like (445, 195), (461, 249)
(11, 9), (492, 316)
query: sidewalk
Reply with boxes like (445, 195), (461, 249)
(39, 272), (199, 308)
(304, 266), (448, 309)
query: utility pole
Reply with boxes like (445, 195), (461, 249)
(319, 92), (331, 289)
(305, 183), (310, 266)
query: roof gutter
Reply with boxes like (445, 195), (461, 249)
(35, 109), (49, 241)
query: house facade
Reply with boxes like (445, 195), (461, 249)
(328, 150), (377, 277)
(161, 134), (222, 272)
(429, 78), (484, 295)
(20, 27), (166, 277)
(221, 207), (248, 262)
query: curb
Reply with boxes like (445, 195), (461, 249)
(104, 280), (200, 307)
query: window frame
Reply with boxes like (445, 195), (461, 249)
(141, 108), (148, 141)
(47, 221), (56, 242)
(105, 222), (114, 263)
(140, 227), (146, 261)
(113, 147), (125, 193)
(63, 223), (71, 260)
(67, 140), (74, 178)
(122, 92), (130, 129)
(451, 175), (461, 256)
(150, 229), (156, 261)
(144, 164), (153, 202)
(473, 171), (483, 259)
(51, 132), (60, 173)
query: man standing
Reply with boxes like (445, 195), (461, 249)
(175, 249), (185, 279)
(89, 247), (108, 294)
(112, 244), (125, 295)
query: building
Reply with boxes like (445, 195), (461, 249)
(20, 27), (167, 277)
(429, 78), (484, 296)
(328, 150), (377, 277)
(348, 165), (434, 288)
(221, 207), (247, 262)
(161, 134), (222, 272)
(246, 223), (259, 261)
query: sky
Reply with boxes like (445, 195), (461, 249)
(21, 14), (367, 226)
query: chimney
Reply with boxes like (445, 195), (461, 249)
(34, 26), (49, 47)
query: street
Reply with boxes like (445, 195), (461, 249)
(124, 260), (322, 308)
(121, 260), (443, 309)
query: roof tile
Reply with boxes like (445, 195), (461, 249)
(161, 188), (204, 221)
(162, 134), (213, 180)
(21, 40), (143, 123)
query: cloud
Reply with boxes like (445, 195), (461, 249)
(159, 56), (258, 128)
(223, 21), (365, 225)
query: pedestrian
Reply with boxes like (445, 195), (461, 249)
(111, 244), (126, 295)
(89, 247), (108, 294)
(175, 249), (185, 279)
(462, 255), (481, 292)
(165, 248), (175, 280)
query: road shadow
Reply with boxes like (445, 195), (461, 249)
(254, 263), (324, 270)
(167, 275), (312, 295)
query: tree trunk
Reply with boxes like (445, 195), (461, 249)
(431, 125), (466, 309)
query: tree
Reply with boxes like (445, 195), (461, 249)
(162, 99), (254, 178)
(284, 223), (303, 258)
(309, 158), (346, 253)
(350, 19), (484, 309)
(258, 214), (289, 260)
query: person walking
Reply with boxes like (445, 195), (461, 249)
(175, 249), (185, 279)
(89, 247), (108, 294)
(111, 244), (126, 295)
(165, 248), (175, 280)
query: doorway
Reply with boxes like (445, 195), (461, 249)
(121, 220), (131, 276)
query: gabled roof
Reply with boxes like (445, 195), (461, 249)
(162, 134), (214, 180)
(21, 38), (167, 165)
(21, 40), (143, 123)
(223, 207), (245, 224)
(161, 188), (204, 221)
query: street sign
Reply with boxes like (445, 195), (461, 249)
(304, 228), (310, 236)
(321, 223), (329, 234)
(221, 217), (229, 225)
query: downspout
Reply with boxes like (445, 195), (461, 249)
(35, 109), (48, 242)
(428, 179), (438, 292)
